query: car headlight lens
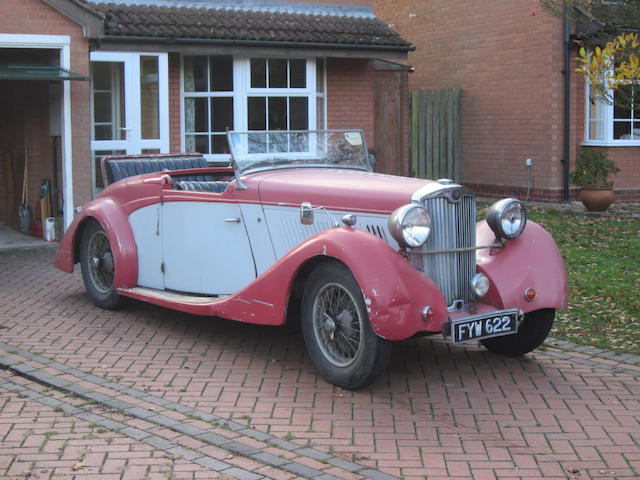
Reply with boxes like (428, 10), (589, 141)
(388, 204), (431, 248)
(486, 198), (527, 239)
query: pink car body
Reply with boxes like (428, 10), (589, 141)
(55, 131), (568, 389)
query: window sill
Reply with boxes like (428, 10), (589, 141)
(581, 140), (640, 147)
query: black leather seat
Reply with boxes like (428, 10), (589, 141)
(173, 180), (229, 193)
(102, 153), (210, 185)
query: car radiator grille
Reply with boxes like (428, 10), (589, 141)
(417, 193), (477, 307)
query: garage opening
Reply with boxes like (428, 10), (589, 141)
(0, 47), (86, 239)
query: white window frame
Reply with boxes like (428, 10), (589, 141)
(583, 75), (640, 146)
(180, 55), (322, 162)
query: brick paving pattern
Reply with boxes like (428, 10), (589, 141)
(1, 249), (639, 479)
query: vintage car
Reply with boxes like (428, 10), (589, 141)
(56, 130), (568, 390)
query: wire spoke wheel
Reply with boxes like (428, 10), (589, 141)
(80, 220), (124, 310)
(301, 261), (391, 390)
(87, 230), (115, 294)
(312, 282), (363, 367)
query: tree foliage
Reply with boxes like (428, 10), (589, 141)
(541, 0), (640, 107)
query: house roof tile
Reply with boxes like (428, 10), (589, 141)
(87, 0), (412, 50)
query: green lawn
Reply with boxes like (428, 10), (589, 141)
(526, 207), (640, 354)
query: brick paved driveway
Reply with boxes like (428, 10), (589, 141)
(1, 249), (638, 479)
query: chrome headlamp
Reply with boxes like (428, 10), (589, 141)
(388, 204), (432, 248)
(486, 198), (527, 239)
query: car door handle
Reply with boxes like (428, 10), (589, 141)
(224, 218), (241, 223)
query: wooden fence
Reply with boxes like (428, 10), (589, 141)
(410, 88), (461, 182)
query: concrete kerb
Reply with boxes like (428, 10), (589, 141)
(0, 342), (396, 480)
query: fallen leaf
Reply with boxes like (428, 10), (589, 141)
(72, 462), (84, 471)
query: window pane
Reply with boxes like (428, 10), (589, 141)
(92, 63), (111, 91)
(94, 125), (112, 141)
(212, 134), (230, 154)
(316, 96), (325, 130)
(316, 58), (325, 93)
(189, 134), (209, 154)
(210, 55), (233, 91)
(614, 121), (632, 139)
(289, 97), (308, 130)
(251, 59), (266, 88)
(248, 97), (266, 130)
(140, 56), (159, 139)
(268, 132), (288, 153)
(91, 62), (125, 141)
(290, 59), (306, 88)
(184, 97), (208, 133)
(248, 132), (267, 153)
(94, 92), (112, 123)
(184, 56), (208, 92)
(211, 97), (233, 132)
(268, 59), (287, 88)
(587, 87), (605, 141)
(268, 97), (287, 130)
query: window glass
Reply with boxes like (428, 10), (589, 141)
(268, 59), (287, 88)
(613, 85), (638, 139)
(251, 58), (266, 88)
(184, 56), (208, 92)
(290, 97), (308, 130)
(183, 55), (317, 156)
(210, 55), (233, 92)
(140, 56), (160, 139)
(290, 59), (306, 88)
(316, 58), (325, 93)
(91, 62), (125, 141)
(268, 97), (287, 130)
(248, 97), (266, 130)
(211, 97), (233, 132)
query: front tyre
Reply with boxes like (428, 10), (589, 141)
(79, 220), (124, 310)
(481, 308), (555, 356)
(301, 262), (391, 390)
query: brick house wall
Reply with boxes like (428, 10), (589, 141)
(0, 0), (91, 213)
(326, 58), (375, 150)
(374, 0), (638, 200)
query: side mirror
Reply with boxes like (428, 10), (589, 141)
(300, 202), (315, 225)
(368, 153), (376, 168)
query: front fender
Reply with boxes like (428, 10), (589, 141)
(54, 197), (138, 288)
(224, 227), (449, 340)
(476, 220), (568, 312)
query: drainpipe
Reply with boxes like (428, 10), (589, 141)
(562, 6), (571, 202)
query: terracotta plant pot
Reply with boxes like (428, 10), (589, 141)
(579, 188), (616, 212)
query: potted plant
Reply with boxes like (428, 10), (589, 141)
(570, 148), (620, 212)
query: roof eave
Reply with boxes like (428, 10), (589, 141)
(98, 35), (413, 58)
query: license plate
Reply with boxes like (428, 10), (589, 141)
(451, 310), (518, 344)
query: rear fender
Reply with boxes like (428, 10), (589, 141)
(228, 227), (448, 340)
(476, 220), (568, 312)
(54, 198), (138, 288)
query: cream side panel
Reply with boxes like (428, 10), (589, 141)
(128, 205), (164, 290)
(162, 201), (256, 295)
(238, 203), (277, 276)
(262, 205), (395, 259)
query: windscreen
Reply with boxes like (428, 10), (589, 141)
(227, 130), (372, 175)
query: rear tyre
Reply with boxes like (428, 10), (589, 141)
(301, 262), (391, 390)
(481, 308), (555, 356)
(79, 220), (125, 310)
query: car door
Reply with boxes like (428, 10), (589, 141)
(160, 192), (257, 295)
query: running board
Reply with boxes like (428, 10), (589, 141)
(118, 286), (228, 306)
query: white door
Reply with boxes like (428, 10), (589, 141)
(161, 200), (257, 295)
(89, 51), (169, 194)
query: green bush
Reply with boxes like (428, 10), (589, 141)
(570, 149), (620, 188)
